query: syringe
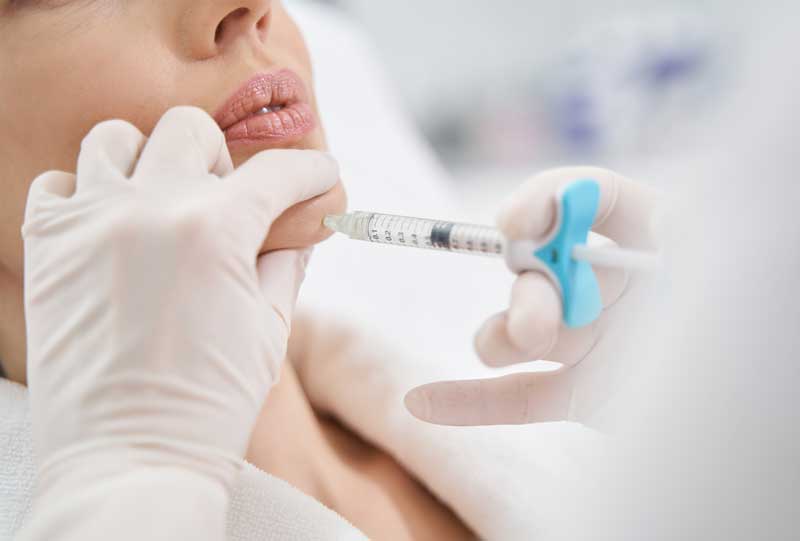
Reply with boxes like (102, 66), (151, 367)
(322, 179), (659, 328)
(323, 212), (658, 271)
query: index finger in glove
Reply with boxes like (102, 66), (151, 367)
(498, 167), (660, 248)
(77, 120), (147, 189)
(223, 149), (339, 246)
(22, 171), (77, 234)
(134, 106), (234, 180)
(404, 370), (574, 426)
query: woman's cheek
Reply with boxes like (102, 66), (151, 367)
(261, 180), (347, 252)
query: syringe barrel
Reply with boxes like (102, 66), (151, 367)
(343, 211), (505, 257)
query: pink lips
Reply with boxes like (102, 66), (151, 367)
(214, 69), (316, 147)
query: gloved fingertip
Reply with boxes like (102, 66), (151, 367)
(480, 346), (535, 368)
(507, 307), (558, 359)
(474, 317), (503, 366)
(499, 201), (556, 242)
(404, 388), (432, 422)
(22, 171), (78, 234)
(475, 331), (511, 367)
(495, 197), (528, 240)
(475, 314), (536, 367)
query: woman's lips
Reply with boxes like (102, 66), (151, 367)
(224, 101), (315, 143)
(214, 69), (316, 147)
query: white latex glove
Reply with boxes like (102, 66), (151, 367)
(405, 167), (661, 426)
(17, 107), (339, 541)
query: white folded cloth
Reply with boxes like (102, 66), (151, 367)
(0, 379), (34, 540)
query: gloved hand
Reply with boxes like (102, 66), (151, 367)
(404, 167), (661, 427)
(18, 107), (339, 540)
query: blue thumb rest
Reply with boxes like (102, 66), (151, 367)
(534, 179), (603, 328)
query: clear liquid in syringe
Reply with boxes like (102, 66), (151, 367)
(333, 212), (505, 257)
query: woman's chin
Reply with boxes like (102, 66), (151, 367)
(261, 180), (347, 253)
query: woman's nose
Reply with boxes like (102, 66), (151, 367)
(182, 0), (273, 59)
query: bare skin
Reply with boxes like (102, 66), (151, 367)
(0, 1), (472, 537)
(252, 363), (473, 540)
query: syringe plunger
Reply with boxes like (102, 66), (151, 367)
(324, 211), (660, 272)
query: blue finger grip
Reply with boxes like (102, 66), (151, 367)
(535, 180), (603, 328)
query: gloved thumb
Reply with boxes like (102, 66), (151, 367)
(226, 150), (339, 251)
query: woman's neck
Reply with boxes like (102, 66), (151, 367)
(0, 268), (26, 383)
(247, 361), (476, 540)
(246, 362), (346, 509)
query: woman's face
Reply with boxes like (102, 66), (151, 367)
(0, 0), (346, 279)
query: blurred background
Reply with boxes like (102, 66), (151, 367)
(289, 0), (782, 214)
(285, 6), (800, 538)
(286, 0), (798, 377)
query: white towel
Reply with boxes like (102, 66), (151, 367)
(0, 380), (34, 541)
